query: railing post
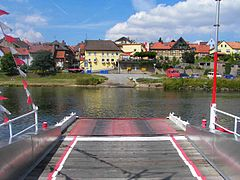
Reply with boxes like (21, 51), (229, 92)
(8, 122), (13, 139)
(210, 104), (216, 131)
(234, 118), (238, 135)
(34, 106), (38, 134)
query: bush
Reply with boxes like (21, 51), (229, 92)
(76, 75), (106, 85)
(204, 69), (213, 75)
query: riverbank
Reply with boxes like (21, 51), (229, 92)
(1, 73), (240, 91)
(136, 77), (240, 91)
(0, 73), (107, 87)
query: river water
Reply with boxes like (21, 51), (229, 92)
(0, 87), (240, 139)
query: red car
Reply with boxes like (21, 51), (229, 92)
(166, 68), (180, 78)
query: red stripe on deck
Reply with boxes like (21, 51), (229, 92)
(78, 117), (165, 121)
(147, 119), (177, 135)
(68, 119), (97, 136)
(170, 135), (206, 180)
(103, 120), (143, 136)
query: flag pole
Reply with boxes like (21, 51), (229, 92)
(210, 0), (221, 131)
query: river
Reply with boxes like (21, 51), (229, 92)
(0, 87), (240, 139)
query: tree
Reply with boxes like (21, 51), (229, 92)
(158, 37), (163, 43)
(0, 53), (18, 75)
(182, 51), (195, 64)
(31, 51), (55, 75)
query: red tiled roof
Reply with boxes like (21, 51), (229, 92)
(0, 46), (29, 55)
(56, 51), (65, 59)
(16, 48), (29, 55)
(190, 44), (210, 54)
(29, 44), (54, 53)
(0, 46), (10, 54)
(150, 42), (175, 50)
(227, 42), (240, 49)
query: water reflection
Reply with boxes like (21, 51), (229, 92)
(0, 87), (240, 133)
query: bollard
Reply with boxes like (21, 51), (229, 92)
(202, 119), (207, 128)
(42, 122), (48, 129)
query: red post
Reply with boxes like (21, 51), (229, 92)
(202, 119), (207, 129)
(211, 52), (218, 104)
(42, 122), (48, 129)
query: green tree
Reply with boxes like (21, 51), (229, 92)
(182, 51), (195, 64)
(31, 51), (55, 75)
(0, 53), (18, 75)
(158, 37), (163, 43)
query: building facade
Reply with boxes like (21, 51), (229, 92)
(83, 40), (121, 71)
(150, 37), (191, 61)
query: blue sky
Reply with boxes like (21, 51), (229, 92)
(0, 0), (240, 45)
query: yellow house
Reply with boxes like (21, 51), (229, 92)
(210, 41), (240, 54)
(120, 44), (146, 54)
(83, 40), (121, 71)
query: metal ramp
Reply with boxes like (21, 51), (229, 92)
(26, 118), (223, 179)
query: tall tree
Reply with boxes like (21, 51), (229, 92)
(31, 51), (55, 75)
(158, 37), (163, 43)
(182, 52), (195, 64)
(0, 53), (18, 75)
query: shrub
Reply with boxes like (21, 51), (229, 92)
(76, 75), (106, 85)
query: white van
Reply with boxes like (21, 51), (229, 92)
(207, 72), (222, 79)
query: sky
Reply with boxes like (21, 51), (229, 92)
(0, 0), (240, 45)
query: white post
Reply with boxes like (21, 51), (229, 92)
(210, 103), (216, 131)
(34, 106), (38, 134)
(8, 122), (13, 139)
(234, 118), (238, 135)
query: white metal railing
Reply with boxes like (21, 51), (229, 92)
(212, 107), (240, 137)
(0, 106), (38, 143)
(168, 112), (189, 131)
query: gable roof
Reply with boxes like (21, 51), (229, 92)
(150, 37), (190, 50)
(227, 42), (240, 49)
(190, 44), (210, 54)
(29, 44), (54, 54)
(0, 46), (29, 55)
(115, 37), (132, 43)
(85, 40), (121, 51)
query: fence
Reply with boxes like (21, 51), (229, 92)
(0, 106), (38, 143)
(212, 107), (240, 137)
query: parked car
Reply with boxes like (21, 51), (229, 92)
(224, 74), (236, 79)
(166, 68), (180, 78)
(190, 73), (200, 78)
(207, 72), (222, 79)
(180, 73), (189, 78)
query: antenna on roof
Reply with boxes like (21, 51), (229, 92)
(85, 33), (88, 40)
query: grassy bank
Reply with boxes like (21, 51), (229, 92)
(136, 77), (240, 91)
(0, 73), (107, 86)
(163, 78), (240, 91)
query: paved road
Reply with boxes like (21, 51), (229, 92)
(97, 73), (158, 87)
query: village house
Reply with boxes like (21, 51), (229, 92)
(115, 37), (148, 60)
(83, 40), (121, 72)
(210, 41), (240, 55)
(53, 40), (76, 70)
(189, 44), (210, 58)
(150, 37), (191, 61)
(72, 42), (85, 68)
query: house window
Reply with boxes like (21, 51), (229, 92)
(134, 49), (136, 51)
(111, 59), (114, 62)
(225, 45), (227, 47)
(102, 52), (104, 55)
(116, 52), (119, 55)
(94, 52), (96, 55)
(107, 53), (109, 56)
(88, 52), (91, 55)
(102, 59), (105, 63)
(112, 52), (114, 55)
(84, 61), (88, 67)
(221, 45), (223, 47)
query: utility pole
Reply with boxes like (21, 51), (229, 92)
(210, 0), (221, 131)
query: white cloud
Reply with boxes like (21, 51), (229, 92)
(24, 15), (47, 25)
(15, 28), (43, 42)
(132, 0), (157, 12)
(106, 0), (240, 42)
(10, 14), (47, 42)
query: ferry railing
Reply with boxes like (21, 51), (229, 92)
(0, 106), (38, 143)
(212, 107), (240, 137)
